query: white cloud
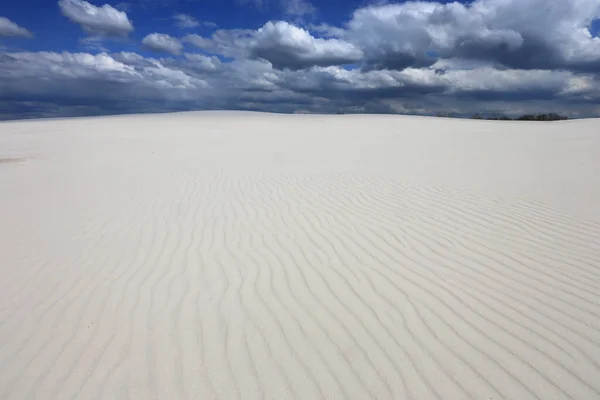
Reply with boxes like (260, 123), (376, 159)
(142, 33), (183, 55)
(185, 0), (600, 72)
(184, 29), (254, 58)
(0, 52), (139, 84)
(250, 22), (362, 69)
(0, 51), (208, 116)
(188, 21), (362, 69)
(183, 34), (213, 50)
(173, 13), (199, 29)
(184, 54), (222, 72)
(0, 17), (33, 38)
(58, 0), (134, 38)
(112, 51), (148, 66)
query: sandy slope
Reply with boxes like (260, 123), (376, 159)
(1, 112), (599, 400)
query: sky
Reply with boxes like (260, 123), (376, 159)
(1, 0), (600, 120)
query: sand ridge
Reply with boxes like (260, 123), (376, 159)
(0, 112), (599, 399)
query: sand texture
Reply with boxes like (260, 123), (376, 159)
(1, 112), (599, 399)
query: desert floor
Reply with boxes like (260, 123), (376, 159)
(1, 112), (599, 399)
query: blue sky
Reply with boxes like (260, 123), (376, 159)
(0, 0), (371, 54)
(1, 0), (600, 119)
(0, 0), (380, 54)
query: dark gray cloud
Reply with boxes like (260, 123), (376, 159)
(199, 0), (600, 73)
(1, 49), (599, 120)
(342, 0), (600, 73)
(0, 52), (208, 114)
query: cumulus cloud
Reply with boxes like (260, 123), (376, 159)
(341, 0), (600, 72)
(250, 22), (362, 69)
(185, 0), (600, 73)
(142, 33), (183, 55)
(211, 0), (600, 73)
(183, 34), (213, 50)
(187, 21), (362, 69)
(59, 0), (134, 38)
(3, 0), (600, 120)
(183, 54), (222, 72)
(0, 51), (209, 119)
(344, 3), (441, 71)
(184, 29), (255, 58)
(0, 17), (33, 38)
(2, 48), (599, 120)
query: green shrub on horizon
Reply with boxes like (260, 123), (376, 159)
(470, 113), (568, 121)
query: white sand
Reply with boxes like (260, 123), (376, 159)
(1, 112), (599, 400)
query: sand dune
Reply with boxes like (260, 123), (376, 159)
(1, 112), (599, 399)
